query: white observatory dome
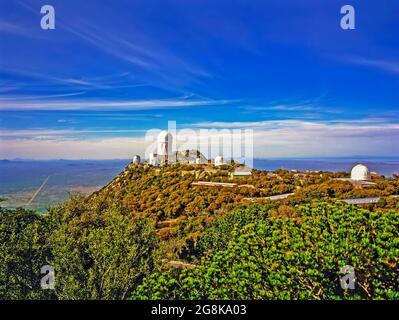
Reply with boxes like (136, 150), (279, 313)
(133, 155), (141, 164)
(158, 131), (173, 156)
(149, 153), (159, 166)
(214, 155), (224, 166)
(351, 164), (371, 181)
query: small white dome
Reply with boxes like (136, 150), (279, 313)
(149, 153), (159, 166)
(214, 155), (224, 166)
(133, 155), (141, 164)
(351, 164), (370, 181)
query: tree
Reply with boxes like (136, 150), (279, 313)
(0, 208), (53, 299)
(49, 207), (160, 299)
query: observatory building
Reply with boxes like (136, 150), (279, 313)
(144, 131), (207, 166)
(350, 164), (371, 181)
(140, 130), (239, 167)
(231, 166), (252, 178)
(149, 153), (158, 166)
(158, 131), (173, 165)
(133, 155), (141, 164)
(335, 163), (375, 186)
(214, 156), (224, 166)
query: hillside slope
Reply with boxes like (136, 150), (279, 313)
(1, 162), (399, 299)
(87, 162), (399, 259)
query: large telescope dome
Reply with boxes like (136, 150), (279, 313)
(158, 131), (173, 156)
(351, 164), (371, 181)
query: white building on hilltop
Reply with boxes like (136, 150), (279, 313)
(133, 155), (141, 164)
(351, 164), (371, 181)
(149, 153), (159, 166)
(214, 155), (224, 166)
(335, 163), (375, 186)
(142, 131), (220, 166)
(232, 166), (252, 177)
(158, 131), (173, 165)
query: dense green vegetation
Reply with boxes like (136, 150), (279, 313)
(1, 163), (398, 299)
(1, 196), (159, 299)
(0, 208), (52, 299)
(133, 203), (399, 299)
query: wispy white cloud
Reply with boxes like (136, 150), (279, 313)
(186, 118), (399, 157)
(0, 84), (20, 94)
(1, 3), (211, 101)
(190, 118), (399, 130)
(241, 105), (318, 112)
(0, 129), (146, 138)
(239, 94), (342, 115)
(0, 137), (148, 160)
(267, 105), (318, 111)
(0, 97), (231, 111)
(0, 20), (41, 38)
(0, 65), (114, 89)
(61, 21), (212, 80)
(0, 20), (26, 35)
(0, 92), (86, 101)
(191, 119), (314, 128)
(343, 56), (399, 75)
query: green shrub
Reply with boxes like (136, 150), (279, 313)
(133, 203), (399, 300)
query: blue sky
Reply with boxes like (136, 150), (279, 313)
(0, 0), (398, 159)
